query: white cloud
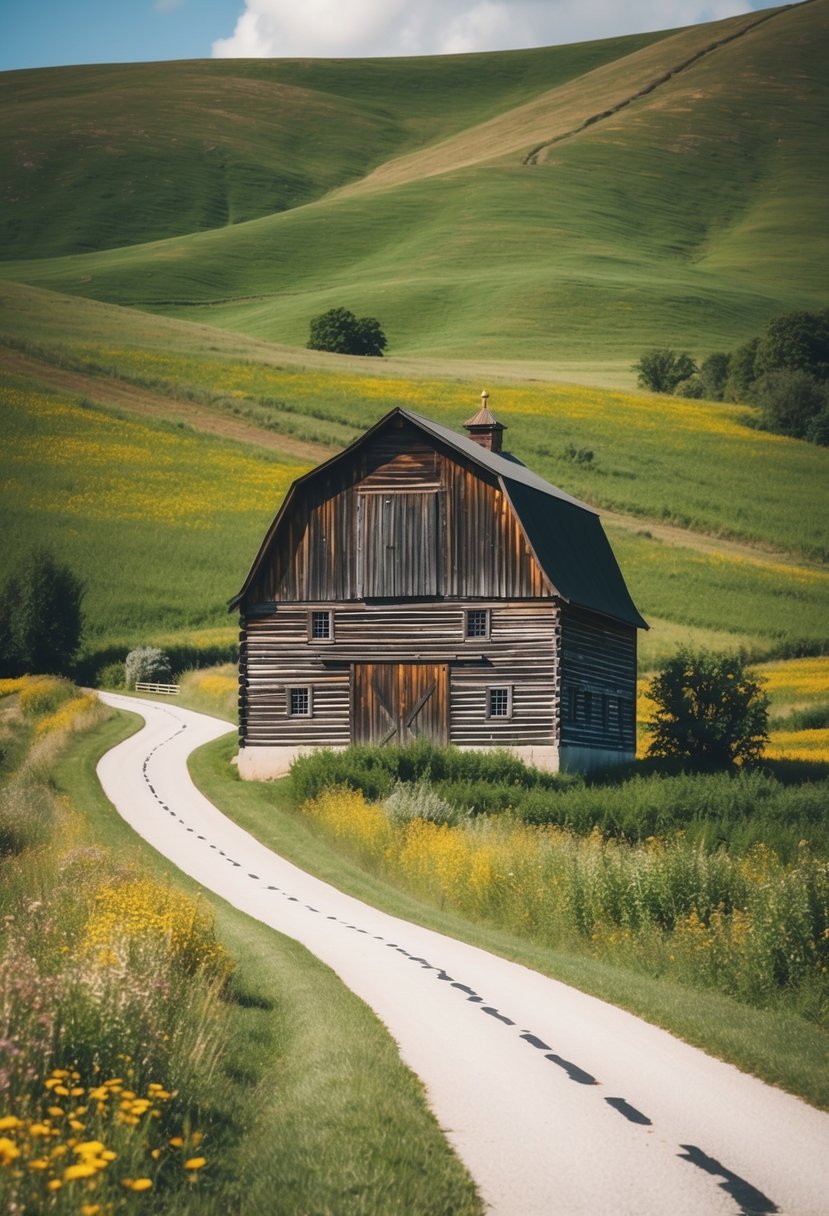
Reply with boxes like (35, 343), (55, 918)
(212, 0), (757, 60)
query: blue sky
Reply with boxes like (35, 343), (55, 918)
(3, 0), (789, 72)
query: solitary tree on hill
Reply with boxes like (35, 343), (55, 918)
(307, 308), (388, 357)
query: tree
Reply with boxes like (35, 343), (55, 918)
(307, 308), (387, 357)
(698, 352), (731, 400)
(0, 548), (84, 676)
(645, 647), (769, 767)
(634, 349), (697, 393)
(753, 368), (829, 439)
(724, 336), (759, 401)
(755, 309), (829, 381)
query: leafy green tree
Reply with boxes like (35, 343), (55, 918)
(755, 309), (829, 381)
(645, 647), (769, 767)
(698, 352), (731, 400)
(307, 308), (387, 357)
(634, 349), (697, 393)
(0, 548), (84, 676)
(724, 336), (759, 401)
(753, 369), (828, 439)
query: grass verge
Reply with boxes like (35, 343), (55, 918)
(188, 734), (829, 1111)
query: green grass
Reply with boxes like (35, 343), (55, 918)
(0, 30), (665, 260)
(1, 296), (827, 669)
(45, 708), (483, 1214)
(188, 733), (829, 1110)
(1, 5), (827, 363)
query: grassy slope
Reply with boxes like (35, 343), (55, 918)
(2, 4), (826, 361)
(0, 31), (664, 259)
(50, 709), (483, 1214)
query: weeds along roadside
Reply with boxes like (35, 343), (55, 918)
(0, 677), (239, 1213)
(0, 679), (484, 1216)
(294, 773), (829, 1028)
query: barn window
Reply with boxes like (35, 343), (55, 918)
(309, 610), (333, 641)
(487, 686), (513, 718)
(584, 690), (593, 725)
(288, 687), (313, 717)
(466, 609), (490, 639)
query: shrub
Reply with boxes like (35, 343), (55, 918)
(384, 781), (460, 826)
(95, 660), (125, 689)
(125, 646), (173, 688)
(645, 647), (769, 767)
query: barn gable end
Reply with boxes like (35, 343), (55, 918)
(232, 405), (645, 778)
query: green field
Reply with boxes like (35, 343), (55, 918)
(1, 277), (827, 673)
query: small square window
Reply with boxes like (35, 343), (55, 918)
(466, 609), (490, 639)
(487, 686), (512, 718)
(309, 610), (332, 641)
(288, 687), (312, 717)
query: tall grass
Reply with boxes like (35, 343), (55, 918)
(290, 744), (829, 859)
(0, 680), (239, 1213)
(299, 785), (829, 1024)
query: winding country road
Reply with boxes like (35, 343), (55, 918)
(96, 693), (829, 1216)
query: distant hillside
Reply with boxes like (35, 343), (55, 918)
(1, 2), (827, 362)
(0, 31), (664, 259)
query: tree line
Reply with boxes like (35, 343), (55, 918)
(635, 308), (829, 445)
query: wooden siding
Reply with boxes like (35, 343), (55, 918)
(246, 422), (549, 604)
(356, 492), (441, 598)
(559, 606), (637, 752)
(239, 602), (559, 749)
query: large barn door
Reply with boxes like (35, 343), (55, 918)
(352, 663), (449, 746)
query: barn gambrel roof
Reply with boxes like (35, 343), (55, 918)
(230, 407), (647, 629)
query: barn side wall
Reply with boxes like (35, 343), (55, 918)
(558, 605), (637, 761)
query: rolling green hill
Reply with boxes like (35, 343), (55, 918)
(1, 2), (827, 361)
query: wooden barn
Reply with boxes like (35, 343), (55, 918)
(230, 397), (647, 778)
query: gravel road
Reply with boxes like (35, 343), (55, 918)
(97, 693), (829, 1216)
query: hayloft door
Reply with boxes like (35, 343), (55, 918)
(352, 663), (449, 745)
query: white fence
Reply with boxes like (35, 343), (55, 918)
(135, 681), (180, 695)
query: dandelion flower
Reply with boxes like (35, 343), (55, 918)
(184, 1157), (206, 1170)
(122, 1177), (153, 1191)
(64, 1162), (98, 1180)
(0, 1137), (20, 1166)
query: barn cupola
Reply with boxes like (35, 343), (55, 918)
(464, 390), (506, 453)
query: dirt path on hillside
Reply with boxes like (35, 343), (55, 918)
(1, 347), (330, 464)
(5, 345), (820, 578)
